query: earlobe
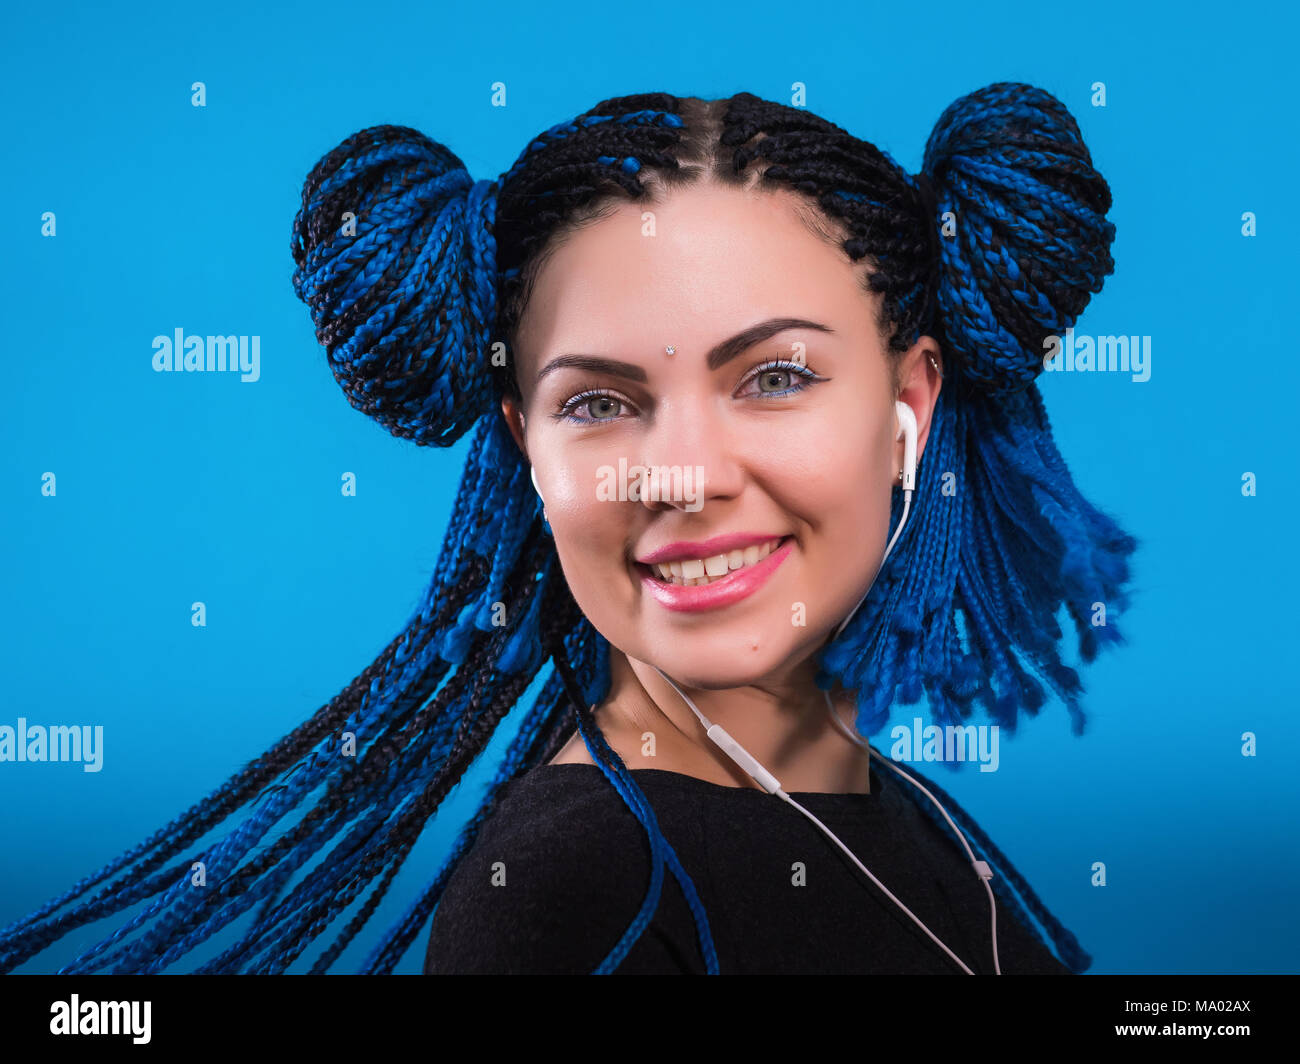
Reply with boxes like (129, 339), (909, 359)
(501, 395), (528, 459)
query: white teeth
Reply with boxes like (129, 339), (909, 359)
(650, 538), (784, 587)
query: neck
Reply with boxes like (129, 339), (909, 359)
(599, 648), (872, 795)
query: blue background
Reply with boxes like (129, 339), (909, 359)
(2, 0), (1296, 974)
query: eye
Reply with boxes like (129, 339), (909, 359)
(738, 359), (825, 398)
(553, 388), (629, 424)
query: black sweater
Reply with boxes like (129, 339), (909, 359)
(424, 761), (1073, 975)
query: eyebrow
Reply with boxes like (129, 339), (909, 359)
(533, 317), (835, 386)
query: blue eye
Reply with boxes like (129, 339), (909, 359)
(554, 388), (626, 424)
(742, 359), (822, 399)
(552, 359), (826, 425)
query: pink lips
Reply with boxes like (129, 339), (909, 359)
(637, 531), (787, 566)
(636, 536), (794, 613)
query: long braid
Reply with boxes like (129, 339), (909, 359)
(193, 530), (558, 975)
(0, 629), (410, 971)
(546, 626), (720, 975)
(359, 672), (580, 974)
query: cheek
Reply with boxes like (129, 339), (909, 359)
(545, 476), (636, 629)
(781, 406), (895, 520)
(787, 415), (896, 611)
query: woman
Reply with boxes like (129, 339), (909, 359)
(0, 85), (1135, 976)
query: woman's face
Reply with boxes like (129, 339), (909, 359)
(503, 181), (936, 692)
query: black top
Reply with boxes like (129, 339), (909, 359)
(424, 761), (1072, 975)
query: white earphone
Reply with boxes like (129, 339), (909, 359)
(896, 398), (918, 492)
(530, 464), (542, 499)
(650, 664), (1001, 975)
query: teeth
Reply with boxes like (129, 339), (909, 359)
(651, 538), (783, 587)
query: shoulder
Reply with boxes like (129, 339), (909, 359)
(425, 764), (686, 974)
(459, 763), (655, 864)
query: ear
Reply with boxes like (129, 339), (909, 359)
(501, 394), (528, 461)
(894, 336), (943, 465)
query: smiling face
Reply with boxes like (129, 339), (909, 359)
(502, 180), (938, 693)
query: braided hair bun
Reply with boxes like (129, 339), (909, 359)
(290, 125), (499, 447)
(920, 82), (1115, 394)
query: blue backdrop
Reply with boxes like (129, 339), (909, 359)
(2, 0), (1295, 974)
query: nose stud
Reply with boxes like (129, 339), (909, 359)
(665, 345), (675, 355)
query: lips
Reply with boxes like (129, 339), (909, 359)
(635, 535), (795, 613)
(636, 531), (789, 567)
(645, 537), (785, 586)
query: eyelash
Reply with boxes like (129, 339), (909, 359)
(551, 359), (826, 425)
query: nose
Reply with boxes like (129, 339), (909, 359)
(634, 396), (745, 514)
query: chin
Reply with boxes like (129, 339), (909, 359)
(640, 642), (799, 691)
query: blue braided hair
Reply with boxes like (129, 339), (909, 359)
(0, 84), (1132, 975)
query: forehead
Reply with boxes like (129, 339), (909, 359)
(514, 183), (872, 364)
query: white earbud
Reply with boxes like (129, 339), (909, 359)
(530, 465), (542, 500)
(895, 400), (918, 491)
